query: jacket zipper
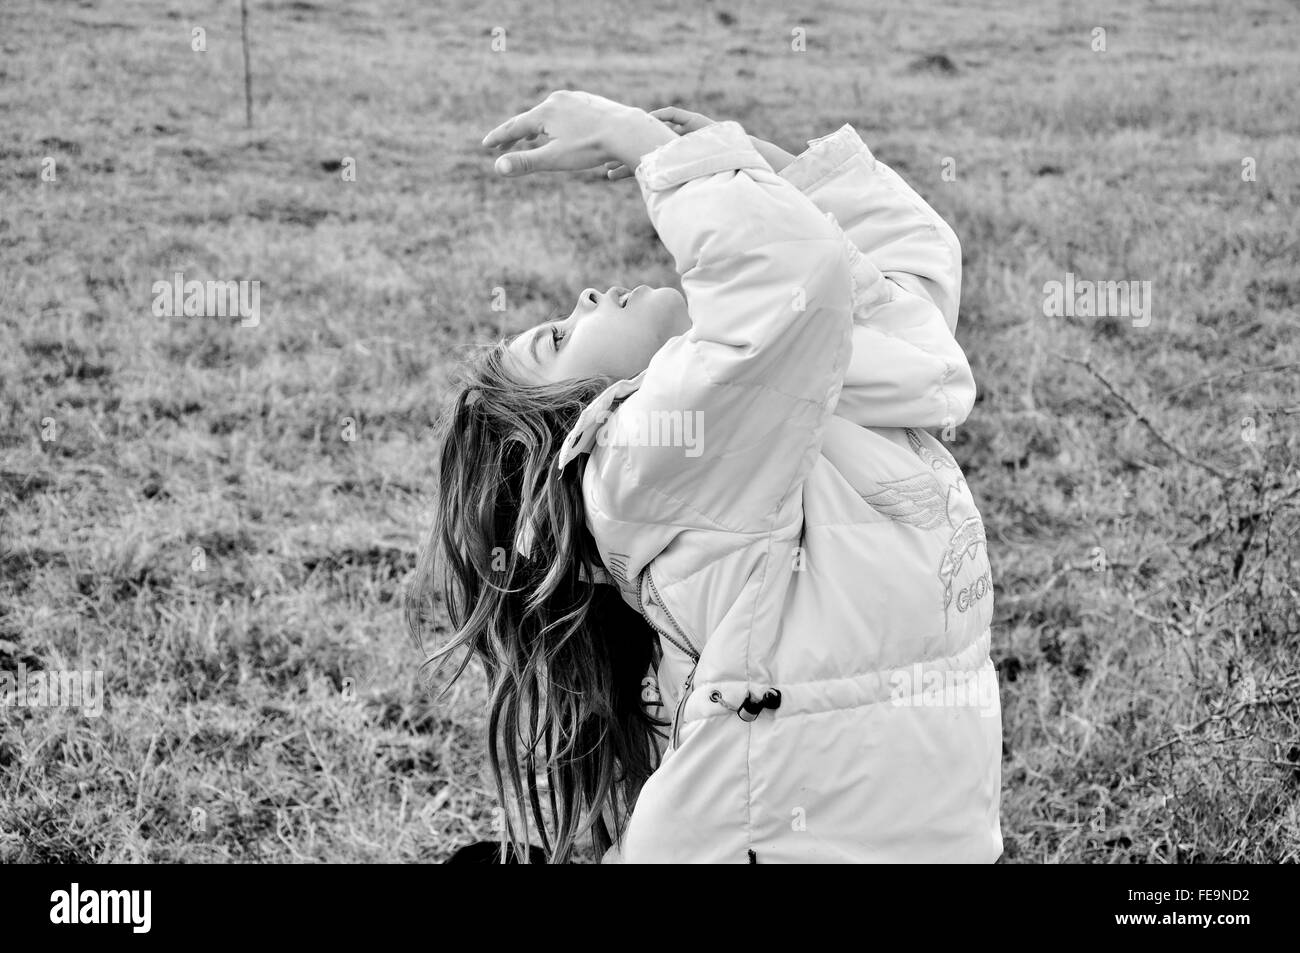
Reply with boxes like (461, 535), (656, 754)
(637, 566), (700, 663)
(671, 663), (697, 749)
(637, 566), (701, 749)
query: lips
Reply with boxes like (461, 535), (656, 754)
(610, 285), (643, 308)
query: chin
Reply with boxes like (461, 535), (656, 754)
(651, 287), (691, 336)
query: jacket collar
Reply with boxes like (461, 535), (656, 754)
(555, 369), (648, 472)
(511, 369), (646, 565)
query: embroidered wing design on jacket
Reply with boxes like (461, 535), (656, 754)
(859, 474), (950, 529)
(905, 427), (960, 474)
(860, 471), (989, 630)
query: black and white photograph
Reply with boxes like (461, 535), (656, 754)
(0, 0), (1295, 914)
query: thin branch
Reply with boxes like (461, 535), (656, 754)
(1141, 694), (1297, 759)
(1179, 482), (1300, 552)
(240, 0), (254, 128)
(997, 560), (1134, 607)
(1058, 354), (1233, 482)
(1119, 595), (1191, 638)
(1161, 361), (1300, 396)
(1202, 754), (1300, 770)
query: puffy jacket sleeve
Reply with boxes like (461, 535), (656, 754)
(779, 124), (975, 429)
(581, 121), (853, 538)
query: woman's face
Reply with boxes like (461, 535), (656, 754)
(506, 285), (690, 385)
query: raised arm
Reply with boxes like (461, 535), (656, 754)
(779, 124), (962, 330)
(777, 125), (975, 429)
(618, 112), (961, 327)
(620, 113), (976, 431)
(576, 121), (854, 535)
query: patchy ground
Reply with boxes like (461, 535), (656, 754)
(1, 0), (1297, 861)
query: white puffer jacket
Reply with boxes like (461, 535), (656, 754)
(557, 122), (1001, 863)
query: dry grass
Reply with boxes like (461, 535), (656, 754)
(1, 0), (1297, 862)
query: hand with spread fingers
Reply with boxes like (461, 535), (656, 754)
(481, 90), (676, 177)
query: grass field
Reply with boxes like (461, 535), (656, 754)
(1, 0), (1297, 862)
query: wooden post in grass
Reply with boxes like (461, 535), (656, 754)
(240, 0), (253, 128)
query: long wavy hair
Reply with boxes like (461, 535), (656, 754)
(406, 339), (664, 864)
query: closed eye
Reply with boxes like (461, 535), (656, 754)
(550, 324), (567, 348)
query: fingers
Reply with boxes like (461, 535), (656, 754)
(648, 106), (687, 123)
(481, 105), (545, 150)
(648, 107), (686, 132)
(493, 140), (561, 176)
(649, 106), (707, 132)
(606, 157), (637, 180)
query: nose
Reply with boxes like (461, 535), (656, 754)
(578, 288), (600, 309)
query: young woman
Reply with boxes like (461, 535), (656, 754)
(409, 91), (1002, 864)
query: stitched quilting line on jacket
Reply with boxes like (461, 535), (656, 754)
(681, 690), (999, 726)
(643, 154), (766, 191)
(638, 513), (801, 584)
(589, 471), (804, 539)
(674, 635), (996, 729)
(670, 343), (850, 408)
(746, 642), (993, 692)
(688, 626), (992, 693)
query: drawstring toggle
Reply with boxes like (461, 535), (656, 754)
(736, 688), (782, 722)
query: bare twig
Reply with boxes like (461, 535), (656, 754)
(997, 560), (1131, 607)
(1059, 354), (1233, 482)
(240, 0), (253, 128)
(1179, 482), (1300, 552)
(1202, 754), (1300, 770)
(1119, 595), (1192, 638)
(1141, 694), (1297, 759)
(1161, 361), (1300, 396)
